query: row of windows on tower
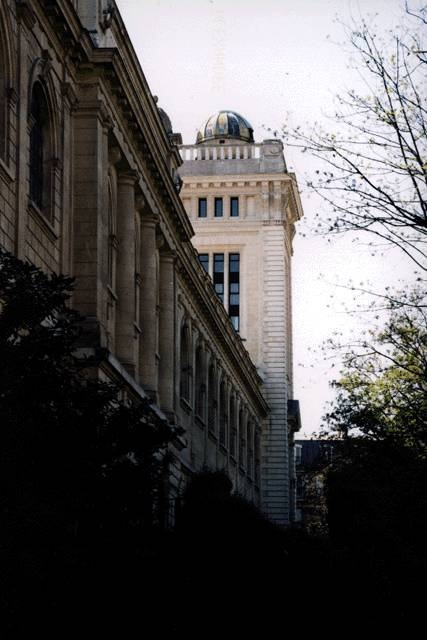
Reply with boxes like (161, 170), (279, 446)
(199, 252), (240, 332)
(198, 197), (239, 218)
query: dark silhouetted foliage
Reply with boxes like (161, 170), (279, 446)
(0, 249), (178, 634)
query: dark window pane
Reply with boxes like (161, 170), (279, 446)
(230, 197), (239, 217)
(228, 252), (240, 331)
(214, 197), (223, 217)
(214, 254), (224, 272)
(229, 253), (240, 271)
(198, 253), (209, 273)
(198, 198), (207, 217)
(213, 253), (224, 303)
(30, 85), (45, 209)
(230, 316), (239, 331)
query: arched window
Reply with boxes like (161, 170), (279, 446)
(180, 325), (191, 401)
(195, 345), (205, 419)
(247, 421), (254, 478)
(229, 395), (237, 458)
(29, 82), (51, 217)
(207, 363), (216, 433)
(239, 409), (246, 469)
(219, 379), (227, 447)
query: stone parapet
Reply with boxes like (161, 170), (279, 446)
(179, 139), (287, 176)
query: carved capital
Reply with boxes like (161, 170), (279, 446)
(117, 169), (139, 187)
(140, 209), (159, 226)
(159, 248), (176, 264)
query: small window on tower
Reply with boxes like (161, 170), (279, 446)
(198, 253), (209, 273)
(230, 197), (239, 217)
(213, 253), (224, 303)
(229, 253), (240, 331)
(214, 197), (223, 217)
(198, 198), (207, 218)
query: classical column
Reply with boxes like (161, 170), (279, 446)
(115, 170), (138, 375)
(158, 248), (176, 416)
(139, 208), (159, 396)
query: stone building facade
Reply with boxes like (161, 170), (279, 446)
(0, 0), (268, 520)
(179, 112), (303, 524)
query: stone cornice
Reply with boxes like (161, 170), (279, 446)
(85, 51), (194, 244)
(37, 0), (93, 65)
(287, 173), (304, 223)
(37, 0), (193, 246)
(181, 173), (297, 189)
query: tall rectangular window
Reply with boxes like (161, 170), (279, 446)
(198, 198), (207, 218)
(213, 253), (224, 303)
(230, 197), (239, 217)
(198, 253), (209, 273)
(214, 197), (223, 217)
(229, 253), (240, 331)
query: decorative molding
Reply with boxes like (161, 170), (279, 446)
(40, 50), (53, 79)
(100, 2), (116, 32)
(135, 193), (147, 212)
(6, 87), (19, 106)
(0, 157), (15, 184)
(28, 200), (58, 243)
(16, 1), (36, 29)
(61, 82), (79, 109)
(73, 99), (113, 130)
(108, 145), (122, 167)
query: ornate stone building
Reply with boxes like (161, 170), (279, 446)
(179, 112), (303, 524)
(0, 1), (269, 521)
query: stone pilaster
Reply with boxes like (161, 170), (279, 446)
(72, 96), (111, 343)
(261, 223), (289, 524)
(158, 248), (176, 417)
(139, 209), (159, 396)
(115, 170), (138, 375)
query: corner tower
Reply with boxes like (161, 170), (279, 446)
(178, 111), (303, 525)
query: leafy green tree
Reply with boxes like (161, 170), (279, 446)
(325, 300), (427, 454)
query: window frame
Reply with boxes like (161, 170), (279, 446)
(198, 197), (207, 218)
(214, 197), (223, 218)
(28, 81), (54, 223)
(230, 196), (239, 217)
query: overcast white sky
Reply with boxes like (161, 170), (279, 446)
(117, 0), (419, 436)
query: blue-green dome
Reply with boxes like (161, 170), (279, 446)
(196, 110), (254, 144)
